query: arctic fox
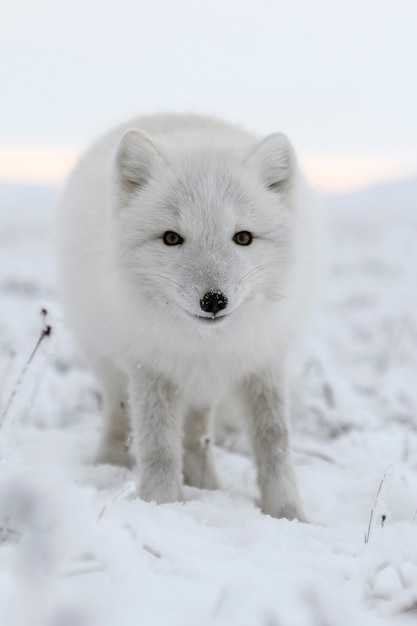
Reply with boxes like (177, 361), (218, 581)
(56, 114), (320, 521)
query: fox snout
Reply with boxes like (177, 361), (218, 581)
(199, 290), (228, 316)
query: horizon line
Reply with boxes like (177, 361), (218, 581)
(0, 144), (416, 194)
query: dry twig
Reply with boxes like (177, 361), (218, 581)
(0, 309), (52, 428)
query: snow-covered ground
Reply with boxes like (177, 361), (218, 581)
(1, 179), (417, 625)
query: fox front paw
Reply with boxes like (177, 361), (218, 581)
(261, 496), (308, 522)
(139, 477), (184, 504)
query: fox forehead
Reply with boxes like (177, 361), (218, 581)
(153, 152), (285, 235)
(165, 150), (249, 207)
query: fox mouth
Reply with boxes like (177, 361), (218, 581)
(192, 313), (228, 324)
(182, 309), (230, 325)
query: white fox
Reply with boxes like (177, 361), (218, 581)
(56, 114), (321, 520)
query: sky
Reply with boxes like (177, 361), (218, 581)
(1, 0), (416, 192)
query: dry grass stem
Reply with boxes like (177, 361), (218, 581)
(365, 466), (391, 544)
(0, 309), (52, 428)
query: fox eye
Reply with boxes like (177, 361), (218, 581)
(163, 231), (184, 246)
(233, 231), (253, 246)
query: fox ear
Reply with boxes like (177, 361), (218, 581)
(114, 130), (163, 205)
(246, 132), (295, 194)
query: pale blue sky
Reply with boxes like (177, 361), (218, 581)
(1, 0), (416, 190)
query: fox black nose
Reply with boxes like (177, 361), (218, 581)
(200, 291), (228, 316)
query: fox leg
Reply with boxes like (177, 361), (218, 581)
(242, 370), (306, 521)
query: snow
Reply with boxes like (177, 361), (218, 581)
(1, 180), (417, 625)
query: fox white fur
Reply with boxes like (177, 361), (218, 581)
(56, 114), (321, 521)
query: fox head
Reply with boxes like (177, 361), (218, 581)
(111, 128), (299, 330)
